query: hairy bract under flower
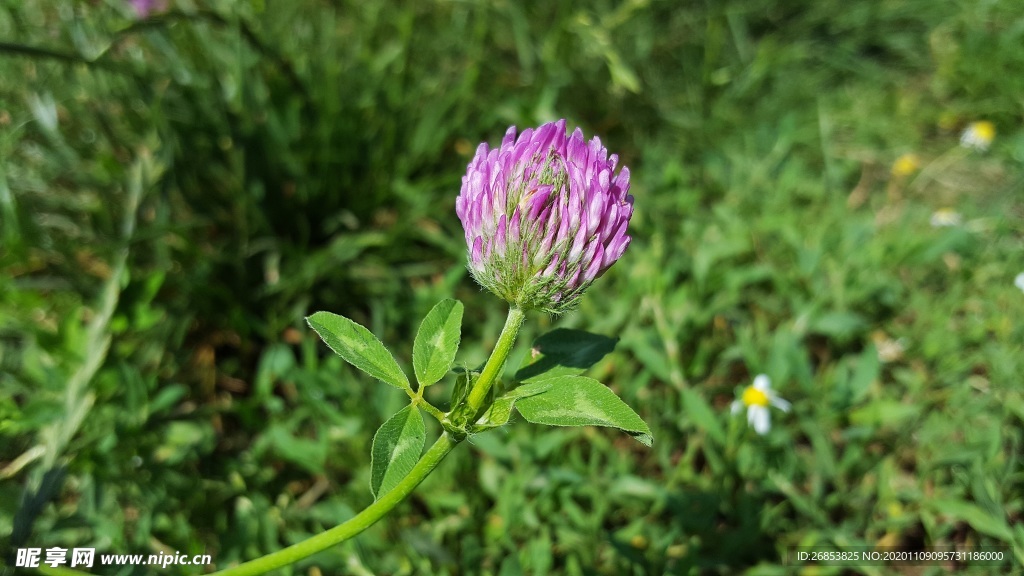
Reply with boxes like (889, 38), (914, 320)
(456, 120), (633, 313)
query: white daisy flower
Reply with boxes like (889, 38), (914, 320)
(872, 331), (906, 363)
(1015, 272), (1024, 293)
(960, 121), (995, 152)
(930, 208), (962, 228)
(731, 374), (790, 435)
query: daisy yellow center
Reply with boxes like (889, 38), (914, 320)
(742, 386), (770, 407)
(892, 154), (920, 177)
(972, 121), (995, 142)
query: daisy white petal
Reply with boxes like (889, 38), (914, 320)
(752, 406), (771, 435)
(770, 396), (791, 412)
(746, 405), (759, 427)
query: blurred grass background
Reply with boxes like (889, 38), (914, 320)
(1, 0), (1023, 574)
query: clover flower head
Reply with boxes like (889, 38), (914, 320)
(891, 153), (920, 177)
(1015, 272), (1024, 293)
(930, 208), (962, 228)
(456, 120), (633, 313)
(960, 121), (995, 151)
(731, 374), (790, 435)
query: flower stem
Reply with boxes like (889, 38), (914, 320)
(208, 433), (458, 576)
(37, 307), (528, 576)
(463, 307), (526, 416)
(34, 439), (458, 576)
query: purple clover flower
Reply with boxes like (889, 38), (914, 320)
(456, 119), (633, 313)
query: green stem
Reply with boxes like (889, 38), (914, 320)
(37, 306), (528, 576)
(463, 307), (526, 416)
(411, 394), (447, 423)
(210, 433), (458, 576)
(36, 435), (454, 576)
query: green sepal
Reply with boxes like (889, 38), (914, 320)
(450, 366), (477, 408)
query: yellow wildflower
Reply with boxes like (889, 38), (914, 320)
(891, 153), (921, 177)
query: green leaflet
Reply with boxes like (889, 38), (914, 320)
(412, 299), (463, 387)
(307, 311), (409, 390)
(515, 375), (652, 446)
(369, 405), (426, 500)
(473, 379), (554, 430)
